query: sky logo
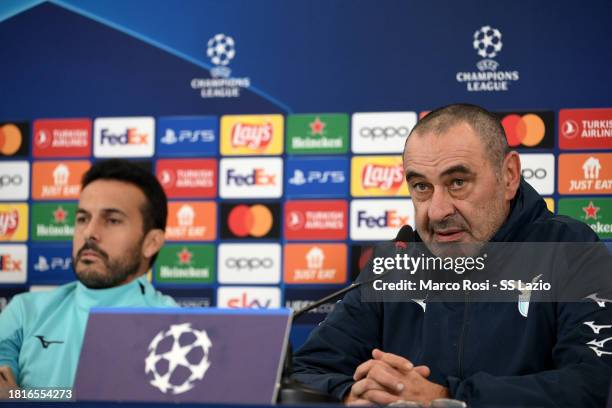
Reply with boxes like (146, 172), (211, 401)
(217, 286), (281, 309)
(285, 157), (349, 198)
(156, 116), (218, 157)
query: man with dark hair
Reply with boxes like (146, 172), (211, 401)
(293, 104), (612, 407)
(0, 159), (176, 392)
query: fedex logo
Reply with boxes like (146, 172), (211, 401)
(94, 117), (154, 158)
(217, 286), (281, 309)
(357, 210), (408, 228)
(0, 245), (27, 283)
(220, 158), (282, 198)
(350, 199), (414, 241)
(226, 168), (276, 186)
(100, 128), (148, 145)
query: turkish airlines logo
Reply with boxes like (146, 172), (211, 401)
(350, 199), (414, 241)
(284, 200), (347, 240)
(559, 109), (612, 150)
(519, 154), (555, 195)
(351, 112), (417, 153)
(217, 286), (281, 309)
(93, 117), (155, 158)
(352, 156), (409, 197)
(284, 244), (347, 284)
(33, 119), (91, 157)
(220, 158), (282, 198)
(220, 115), (284, 155)
(156, 159), (217, 198)
(559, 153), (612, 194)
(0, 245), (27, 283)
(218, 244), (281, 284)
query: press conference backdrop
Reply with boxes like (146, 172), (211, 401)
(0, 0), (611, 346)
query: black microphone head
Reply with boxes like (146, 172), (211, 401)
(394, 225), (416, 243)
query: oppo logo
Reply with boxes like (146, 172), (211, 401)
(521, 168), (547, 180)
(359, 127), (410, 139)
(225, 257), (274, 270)
(0, 174), (23, 187)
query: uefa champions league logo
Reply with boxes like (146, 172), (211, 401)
(473, 25), (503, 59)
(206, 33), (236, 78)
(145, 323), (212, 395)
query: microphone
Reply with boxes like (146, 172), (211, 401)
(277, 226), (416, 404)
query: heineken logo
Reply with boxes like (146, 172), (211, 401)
(287, 114), (348, 154)
(155, 244), (215, 284)
(559, 198), (611, 239)
(31, 203), (76, 241)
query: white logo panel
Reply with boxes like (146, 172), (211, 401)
(350, 199), (414, 241)
(519, 153), (555, 195)
(0, 161), (29, 200)
(219, 157), (282, 198)
(0, 244), (27, 283)
(93, 117), (155, 158)
(217, 286), (281, 309)
(218, 244), (281, 284)
(351, 112), (417, 154)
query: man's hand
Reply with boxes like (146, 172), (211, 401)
(344, 349), (449, 406)
(0, 366), (18, 399)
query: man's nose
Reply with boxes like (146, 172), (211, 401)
(82, 218), (101, 242)
(427, 187), (455, 223)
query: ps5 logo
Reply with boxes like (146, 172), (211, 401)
(288, 170), (345, 186)
(33, 256), (71, 272)
(160, 128), (215, 145)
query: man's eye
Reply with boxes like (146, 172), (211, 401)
(107, 218), (122, 225)
(75, 216), (86, 224)
(451, 179), (465, 188)
(413, 182), (429, 192)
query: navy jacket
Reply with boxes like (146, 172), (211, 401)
(293, 181), (612, 407)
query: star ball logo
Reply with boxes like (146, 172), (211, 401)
(145, 323), (212, 395)
(456, 25), (520, 92)
(190, 33), (251, 98)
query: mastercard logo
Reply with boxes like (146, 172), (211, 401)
(228, 204), (274, 237)
(0, 124), (23, 155)
(501, 114), (546, 147)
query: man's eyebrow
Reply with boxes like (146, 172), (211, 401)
(439, 165), (474, 178)
(405, 165), (474, 182)
(100, 208), (128, 217)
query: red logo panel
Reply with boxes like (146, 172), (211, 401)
(559, 108), (612, 150)
(156, 159), (217, 198)
(33, 119), (91, 157)
(284, 200), (347, 240)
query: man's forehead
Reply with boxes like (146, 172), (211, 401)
(78, 179), (144, 213)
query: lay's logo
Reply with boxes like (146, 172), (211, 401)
(352, 156), (409, 197)
(221, 115), (283, 155)
(0, 204), (28, 241)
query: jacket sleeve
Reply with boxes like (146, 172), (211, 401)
(448, 242), (612, 408)
(0, 295), (24, 381)
(291, 276), (384, 401)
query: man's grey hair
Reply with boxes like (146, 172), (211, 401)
(407, 104), (510, 172)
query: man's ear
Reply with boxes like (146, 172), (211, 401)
(502, 151), (521, 201)
(142, 229), (165, 260)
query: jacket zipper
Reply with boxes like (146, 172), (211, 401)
(457, 290), (470, 378)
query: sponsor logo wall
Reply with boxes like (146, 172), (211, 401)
(1, 107), (611, 318)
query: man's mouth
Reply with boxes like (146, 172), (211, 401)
(433, 229), (465, 242)
(79, 250), (104, 262)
